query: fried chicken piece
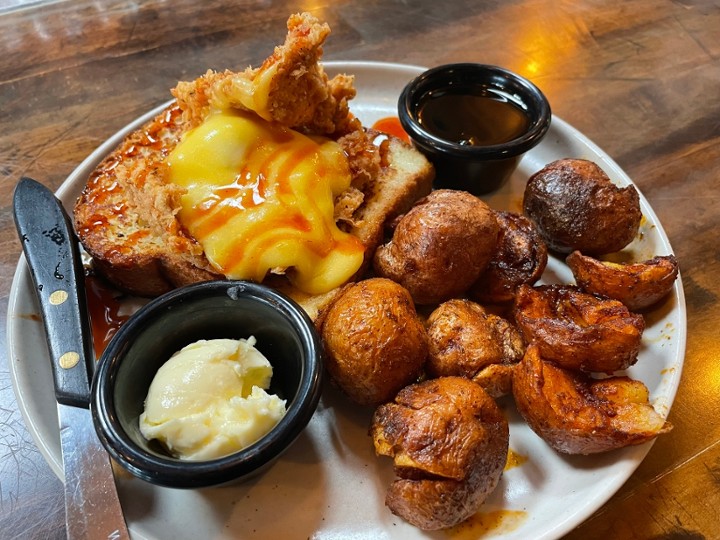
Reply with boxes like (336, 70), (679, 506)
(337, 128), (384, 193)
(172, 13), (356, 136)
(171, 13), (383, 227)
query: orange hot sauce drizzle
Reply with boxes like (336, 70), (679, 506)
(85, 275), (131, 358)
(372, 116), (410, 143)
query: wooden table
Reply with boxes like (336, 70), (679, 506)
(1, 1), (718, 538)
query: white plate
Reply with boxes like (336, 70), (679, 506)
(6, 61), (686, 540)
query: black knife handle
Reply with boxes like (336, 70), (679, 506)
(13, 177), (93, 408)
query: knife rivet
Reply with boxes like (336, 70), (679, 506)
(59, 351), (80, 369)
(49, 290), (68, 305)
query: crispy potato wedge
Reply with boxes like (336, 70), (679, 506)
(426, 299), (524, 397)
(372, 377), (509, 530)
(321, 278), (427, 406)
(513, 284), (644, 373)
(512, 344), (671, 454)
(567, 251), (679, 311)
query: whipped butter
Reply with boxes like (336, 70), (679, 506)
(139, 337), (286, 461)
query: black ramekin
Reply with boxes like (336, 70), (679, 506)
(91, 280), (323, 489)
(399, 63), (552, 194)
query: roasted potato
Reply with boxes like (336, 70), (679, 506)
(373, 189), (499, 305)
(567, 251), (679, 311)
(372, 376), (509, 530)
(426, 299), (524, 397)
(470, 211), (548, 304)
(523, 158), (642, 255)
(513, 284), (644, 373)
(320, 278), (427, 406)
(469, 363), (517, 400)
(513, 344), (672, 454)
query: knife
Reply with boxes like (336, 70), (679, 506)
(13, 177), (130, 540)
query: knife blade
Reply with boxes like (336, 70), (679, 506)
(13, 177), (130, 540)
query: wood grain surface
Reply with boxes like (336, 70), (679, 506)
(1, 1), (719, 538)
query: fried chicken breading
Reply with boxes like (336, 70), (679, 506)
(172, 13), (356, 136)
(170, 12), (381, 224)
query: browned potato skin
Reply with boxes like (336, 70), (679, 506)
(513, 344), (672, 454)
(513, 284), (645, 373)
(523, 159), (642, 255)
(470, 211), (548, 304)
(470, 363), (517, 399)
(426, 299), (524, 397)
(373, 189), (499, 305)
(372, 377), (509, 530)
(567, 251), (679, 311)
(321, 278), (428, 406)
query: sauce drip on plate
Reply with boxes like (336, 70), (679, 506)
(85, 275), (130, 357)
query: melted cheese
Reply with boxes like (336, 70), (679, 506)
(211, 64), (278, 122)
(167, 110), (365, 294)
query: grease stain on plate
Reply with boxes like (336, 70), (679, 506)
(446, 510), (528, 539)
(504, 449), (528, 471)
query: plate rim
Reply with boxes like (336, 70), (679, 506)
(5, 60), (687, 539)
